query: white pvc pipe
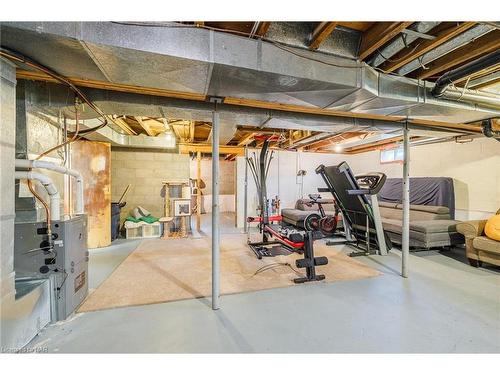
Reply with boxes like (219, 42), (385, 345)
(15, 159), (84, 215)
(401, 124), (410, 278)
(15, 171), (61, 221)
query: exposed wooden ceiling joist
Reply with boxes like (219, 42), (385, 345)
(255, 22), (271, 37)
(237, 132), (255, 146)
(414, 30), (500, 80)
(308, 22), (338, 50)
(287, 130), (312, 148)
(359, 22), (414, 61)
(305, 132), (363, 151)
(189, 121), (195, 142)
(111, 116), (137, 135)
(178, 143), (244, 156)
(337, 22), (374, 32)
(379, 22), (476, 73)
(344, 135), (404, 153)
(134, 116), (154, 136)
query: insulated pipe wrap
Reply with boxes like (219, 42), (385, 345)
(15, 159), (85, 214)
(15, 170), (61, 221)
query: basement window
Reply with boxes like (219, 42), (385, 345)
(380, 146), (404, 164)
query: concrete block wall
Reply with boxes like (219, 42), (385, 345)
(189, 158), (235, 195)
(111, 149), (190, 222)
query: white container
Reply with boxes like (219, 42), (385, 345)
(125, 222), (161, 239)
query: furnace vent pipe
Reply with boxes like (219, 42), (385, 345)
(15, 159), (84, 215)
(432, 50), (500, 99)
(15, 171), (61, 221)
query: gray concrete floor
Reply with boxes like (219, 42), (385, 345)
(27, 214), (500, 353)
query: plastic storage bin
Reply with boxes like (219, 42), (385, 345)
(125, 222), (161, 239)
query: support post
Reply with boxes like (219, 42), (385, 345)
(243, 146), (248, 233)
(196, 151), (201, 232)
(401, 122), (410, 278)
(211, 100), (221, 310)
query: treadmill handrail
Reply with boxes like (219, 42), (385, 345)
(347, 189), (372, 195)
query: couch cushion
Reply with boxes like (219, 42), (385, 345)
(394, 204), (449, 215)
(381, 218), (403, 234)
(409, 220), (459, 234)
(380, 207), (450, 221)
(382, 219), (459, 234)
(473, 236), (500, 254)
(387, 230), (464, 248)
(379, 201), (399, 209)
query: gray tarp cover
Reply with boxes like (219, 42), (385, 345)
(378, 177), (455, 219)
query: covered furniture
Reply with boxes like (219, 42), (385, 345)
(379, 202), (464, 249)
(379, 177), (455, 218)
(456, 209), (500, 267)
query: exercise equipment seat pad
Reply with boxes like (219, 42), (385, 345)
(485, 214), (500, 241)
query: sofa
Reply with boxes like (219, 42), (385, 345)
(379, 202), (464, 250)
(456, 209), (500, 267)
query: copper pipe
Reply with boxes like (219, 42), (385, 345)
(26, 99), (81, 232)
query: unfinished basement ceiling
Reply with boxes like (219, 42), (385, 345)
(1, 21), (499, 153)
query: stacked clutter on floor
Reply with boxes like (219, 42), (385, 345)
(124, 206), (161, 239)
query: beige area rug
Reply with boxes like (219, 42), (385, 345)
(79, 234), (380, 312)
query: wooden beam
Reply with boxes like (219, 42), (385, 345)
(286, 130), (312, 148)
(16, 69), (206, 101)
(134, 116), (154, 136)
(308, 22), (338, 50)
(237, 132), (255, 146)
(305, 132), (362, 151)
(359, 22), (413, 61)
(189, 121), (195, 142)
(171, 123), (184, 141)
(255, 22), (271, 37)
(414, 30), (500, 80)
(379, 22), (476, 73)
(344, 135), (404, 153)
(111, 116), (137, 135)
(16, 69), (482, 134)
(178, 143), (244, 156)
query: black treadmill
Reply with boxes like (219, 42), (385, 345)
(316, 161), (392, 256)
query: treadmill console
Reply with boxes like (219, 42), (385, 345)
(354, 172), (387, 195)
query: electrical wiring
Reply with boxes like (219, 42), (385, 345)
(0, 47), (118, 135)
(24, 98), (82, 233)
(0, 46), (118, 230)
(376, 42), (422, 64)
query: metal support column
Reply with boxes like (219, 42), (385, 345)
(401, 122), (410, 278)
(211, 98), (221, 310)
(196, 151), (201, 232)
(243, 146), (249, 234)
